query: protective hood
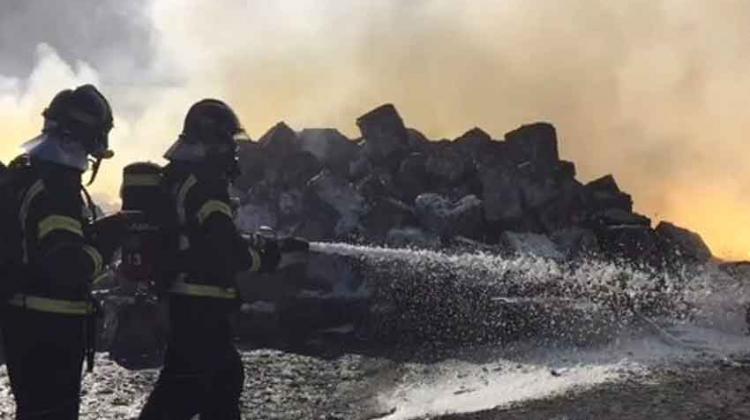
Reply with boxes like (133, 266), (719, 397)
(22, 133), (89, 171)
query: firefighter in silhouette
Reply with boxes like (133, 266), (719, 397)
(139, 99), (307, 419)
(0, 85), (124, 419)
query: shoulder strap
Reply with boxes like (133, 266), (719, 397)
(171, 174), (198, 252)
(5, 162), (45, 265)
(174, 174), (198, 228)
(80, 185), (97, 224)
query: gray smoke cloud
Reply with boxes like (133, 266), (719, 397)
(2, 0), (750, 258)
(0, 0), (154, 80)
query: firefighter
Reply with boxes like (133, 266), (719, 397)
(1, 85), (124, 419)
(139, 99), (301, 419)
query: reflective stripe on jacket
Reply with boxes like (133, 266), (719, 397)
(8, 159), (106, 311)
(162, 163), (262, 300)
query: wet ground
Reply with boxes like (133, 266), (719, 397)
(439, 362), (750, 420)
(1, 336), (749, 419)
(0, 344), (402, 420)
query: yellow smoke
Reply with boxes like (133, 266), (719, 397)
(3, 1), (750, 260)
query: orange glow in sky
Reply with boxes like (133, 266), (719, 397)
(2, 0), (750, 260)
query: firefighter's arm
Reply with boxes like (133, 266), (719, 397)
(190, 181), (304, 276)
(27, 185), (106, 288)
(187, 180), (274, 281)
(242, 233), (281, 273)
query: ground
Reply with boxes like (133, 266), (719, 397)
(438, 362), (750, 420)
(0, 348), (397, 420)
(2, 345), (750, 419)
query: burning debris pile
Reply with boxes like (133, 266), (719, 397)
(233, 103), (711, 267)
(216, 104), (721, 348)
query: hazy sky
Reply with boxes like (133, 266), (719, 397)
(1, 0), (749, 259)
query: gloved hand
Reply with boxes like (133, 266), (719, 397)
(245, 233), (281, 273)
(91, 212), (129, 263)
(277, 236), (310, 269)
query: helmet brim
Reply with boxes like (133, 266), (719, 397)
(233, 130), (251, 142)
(163, 138), (208, 162)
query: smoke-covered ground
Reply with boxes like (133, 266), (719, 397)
(1, 246), (750, 419)
(2, 336), (750, 419)
(439, 363), (750, 420)
(2, 325), (749, 419)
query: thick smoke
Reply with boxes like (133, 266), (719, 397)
(2, 0), (750, 259)
(0, 0), (135, 130)
(0, 0), (154, 79)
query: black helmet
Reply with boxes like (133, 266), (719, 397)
(42, 84), (114, 159)
(164, 99), (249, 178)
(23, 85), (114, 178)
(181, 99), (248, 146)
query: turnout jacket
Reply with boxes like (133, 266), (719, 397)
(9, 158), (108, 315)
(162, 162), (263, 300)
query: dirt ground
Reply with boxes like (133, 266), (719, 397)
(437, 361), (750, 420)
(1, 347), (750, 419)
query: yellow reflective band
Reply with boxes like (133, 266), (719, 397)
(92, 271), (110, 285)
(176, 175), (197, 225)
(20, 180), (45, 227)
(197, 200), (233, 225)
(38, 215), (83, 239)
(123, 174), (161, 187)
(20, 180), (45, 263)
(8, 294), (92, 316)
(168, 278), (238, 300)
(248, 248), (262, 273)
(83, 245), (104, 276)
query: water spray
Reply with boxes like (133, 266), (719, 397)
(306, 240), (750, 351)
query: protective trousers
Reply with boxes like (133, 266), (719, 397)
(139, 297), (244, 420)
(2, 307), (86, 420)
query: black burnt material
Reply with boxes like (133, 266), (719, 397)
(232, 103), (711, 267)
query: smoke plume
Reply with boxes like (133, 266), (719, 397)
(1, 0), (750, 259)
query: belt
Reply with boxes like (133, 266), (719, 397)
(8, 294), (94, 316)
(168, 276), (238, 300)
